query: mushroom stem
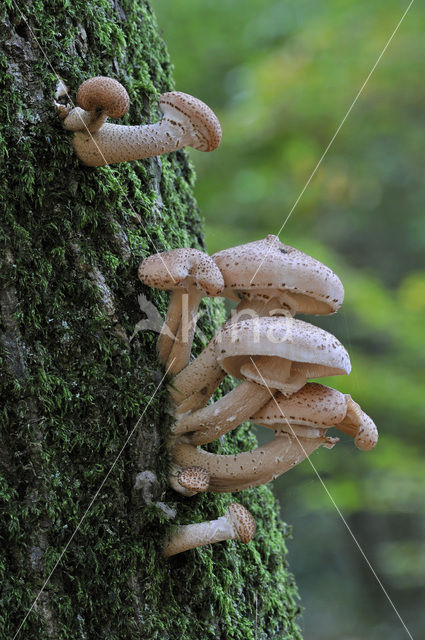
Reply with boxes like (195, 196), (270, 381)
(163, 503), (256, 557)
(172, 380), (271, 444)
(169, 337), (222, 406)
(70, 91), (221, 167)
(174, 368), (226, 416)
(157, 290), (183, 365)
(166, 288), (203, 374)
(63, 106), (110, 133)
(172, 433), (338, 493)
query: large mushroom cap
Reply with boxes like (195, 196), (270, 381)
(227, 503), (256, 542)
(212, 234), (344, 315)
(77, 76), (130, 118)
(159, 92), (222, 152)
(216, 316), (351, 380)
(252, 383), (348, 428)
(138, 248), (224, 295)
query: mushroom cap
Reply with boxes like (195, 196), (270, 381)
(342, 396), (378, 450)
(159, 92), (222, 152)
(77, 76), (130, 118)
(216, 316), (351, 380)
(178, 466), (210, 492)
(227, 503), (256, 543)
(138, 248), (224, 295)
(252, 383), (348, 427)
(212, 234), (344, 315)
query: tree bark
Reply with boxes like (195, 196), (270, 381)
(0, 1), (302, 638)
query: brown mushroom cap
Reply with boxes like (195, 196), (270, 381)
(252, 383), (348, 428)
(216, 316), (351, 380)
(77, 76), (130, 119)
(212, 234), (344, 315)
(339, 396), (379, 450)
(159, 91), (222, 152)
(138, 248), (224, 295)
(178, 466), (210, 492)
(227, 503), (256, 543)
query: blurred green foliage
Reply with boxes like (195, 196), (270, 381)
(155, 1), (424, 638)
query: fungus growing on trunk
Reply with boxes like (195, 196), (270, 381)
(212, 234), (344, 316)
(169, 235), (344, 411)
(171, 316), (351, 445)
(138, 248), (224, 374)
(171, 432), (337, 493)
(63, 76), (130, 133)
(63, 78), (222, 166)
(252, 383), (378, 450)
(163, 503), (256, 557)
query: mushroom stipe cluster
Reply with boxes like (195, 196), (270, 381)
(139, 235), (378, 554)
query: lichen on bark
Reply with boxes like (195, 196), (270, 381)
(0, 1), (302, 638)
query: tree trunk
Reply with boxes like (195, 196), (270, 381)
(0, 1), (302, 638)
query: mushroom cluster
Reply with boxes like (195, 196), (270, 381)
(138, 234), (378, 508)
(58, 78), (378, 556)
(60, 76), (222, 166)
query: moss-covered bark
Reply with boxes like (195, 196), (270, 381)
(0, 1), (302, 638)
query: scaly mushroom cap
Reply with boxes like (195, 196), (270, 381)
(212, 234), (344, 314)
(216, 316), (351, 381)
(178, 466), (210, 492)
(77, 76), (130, 119)
(339, 396), (378, 450)
(159, 92), (222, 152)
(227, 503), (256, 543)
(252, 383), (348, 428)
(138, 248), (224, 295)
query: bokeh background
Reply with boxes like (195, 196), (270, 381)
(154, 1), (425, 638)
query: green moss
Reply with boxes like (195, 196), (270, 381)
(0, 1), (301, 638)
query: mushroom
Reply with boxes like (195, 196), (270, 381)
(252, 382), (347, 438)
(212, 234), (344, 317)
(168, 463), (210, 497)
(172, 316), (351, 445)
(163, 503), (256, 557)
(169, 235), (344, 410)
(62, 76), (130, 133)
(252, 383), (378, 450)
(171, 432), (338, 493)
(138, 248), (224, 374)
(64, 79), (222, 166)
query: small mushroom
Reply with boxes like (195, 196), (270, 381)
(63, 76), (130, 133)
(138, 248), (224, 374)
(252, 383), (378, 450)
(163, 503), (256, 557)
(212, 234), (344, 316)
(171, 432), (338, 493)
(172, 316), (351, 445)
(64, 79), (222, 166)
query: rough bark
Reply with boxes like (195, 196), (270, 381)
(0, 1), (302, 638)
